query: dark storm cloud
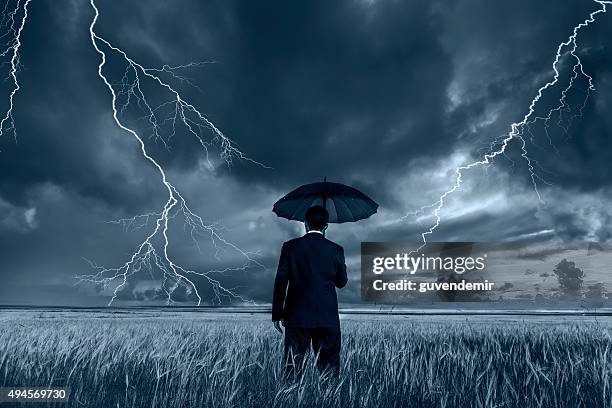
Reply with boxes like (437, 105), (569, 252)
(91, 0), (612, 195)
(435, 0), (612, 194)
(0, 0), (611, 306)
(94, 0), (454, 190)
(0, 0), (165, 212)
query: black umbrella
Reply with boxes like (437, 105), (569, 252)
(273, 178), (378, 223)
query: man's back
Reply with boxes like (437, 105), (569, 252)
(272, 232), (347, 328)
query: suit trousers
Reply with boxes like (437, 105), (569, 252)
(284, 326), (341, 378)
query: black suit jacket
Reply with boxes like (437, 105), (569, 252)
(272, 232), (348, 328)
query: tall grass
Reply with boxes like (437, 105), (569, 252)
(1, 317), (611, 407)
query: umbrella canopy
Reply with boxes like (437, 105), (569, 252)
(273, 179), (378, 223)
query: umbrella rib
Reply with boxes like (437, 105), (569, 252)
(350, 195), (375, 216)
(336, 197), (356, 223)
(346, 197), (362, 222)
(327, 196), (339, 223)
(289, 197), (315, 220)
(344, 196), (372, 222)
(277, 199), (303, 220)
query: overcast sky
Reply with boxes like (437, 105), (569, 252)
(0, 0), (611, 306)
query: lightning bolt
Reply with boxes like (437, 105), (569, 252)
(74, 0), (268, 306)
(0, 0), (31, 142)
(406, 0), (611, 250)
(0, 0), (267, 306)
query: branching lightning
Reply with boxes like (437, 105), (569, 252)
(0, 0), (30, 142)
(1, 0), (269, 305)
(406, 0), (612, 250)
(76, 0), (271, 306)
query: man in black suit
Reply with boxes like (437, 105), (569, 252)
(272, 205), (348, 378)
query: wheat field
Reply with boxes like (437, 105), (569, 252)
(1, 312), (611, 407)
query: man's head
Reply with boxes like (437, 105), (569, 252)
(305, 205), (329, 233)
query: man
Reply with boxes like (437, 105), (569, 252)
(272, 205), (348, 378)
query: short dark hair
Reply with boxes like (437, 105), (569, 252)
(305, 205), (329, 230)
